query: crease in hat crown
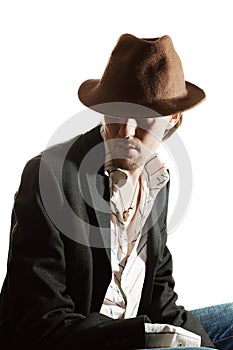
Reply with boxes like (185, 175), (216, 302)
(78, 33), (205, 117)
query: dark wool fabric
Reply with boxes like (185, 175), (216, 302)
(0, 126), (215, 349)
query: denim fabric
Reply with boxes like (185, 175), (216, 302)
(191, 303), (233, 350)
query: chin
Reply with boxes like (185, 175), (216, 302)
(112, 158), (139, 171)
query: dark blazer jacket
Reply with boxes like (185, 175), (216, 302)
(0, 125), (215, 349)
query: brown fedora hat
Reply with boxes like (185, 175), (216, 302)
(78, 34), (205, 117)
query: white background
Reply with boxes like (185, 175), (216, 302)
(0, 0), (232, 310)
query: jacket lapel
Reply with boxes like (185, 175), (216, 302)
(62, 126), (112, 312)
(79, 126), (111, 255)
(137, 197), (163, 315)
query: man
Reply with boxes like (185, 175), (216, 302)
(0, 34), (231, 349)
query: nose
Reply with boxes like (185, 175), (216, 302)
(118, 118), (137, 138)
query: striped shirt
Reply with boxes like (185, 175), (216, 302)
(99, 124), (201, 348)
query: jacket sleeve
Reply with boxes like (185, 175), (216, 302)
(0, 156), (147, 350)
(147, 197), (216, 348)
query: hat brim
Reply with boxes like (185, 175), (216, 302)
(78, 79), (205, 117)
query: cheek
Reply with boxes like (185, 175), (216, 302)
(142, 135), (161, 152)
(105, 124), (119, 139)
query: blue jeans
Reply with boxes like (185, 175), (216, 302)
(142, 302), (233, 349)
(191, 302), (233, 349)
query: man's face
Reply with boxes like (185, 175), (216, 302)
(103, 115), (170, 171)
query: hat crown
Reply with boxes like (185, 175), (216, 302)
(100, 34), (186, 102)
(78, 33), (205, 117)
